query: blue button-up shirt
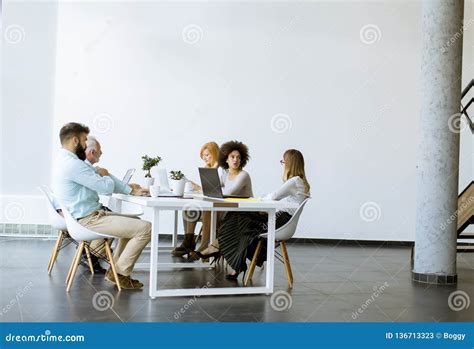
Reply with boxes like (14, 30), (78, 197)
(53, 148), (132, 219)
(84, 159), (132, 197)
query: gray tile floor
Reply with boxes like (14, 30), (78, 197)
(0, 237), (473, 322)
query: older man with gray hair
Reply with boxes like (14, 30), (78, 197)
(79, 135), (145, 275)
(85, 136), (139, 190)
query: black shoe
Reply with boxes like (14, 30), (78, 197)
(225, 272), (239, 280)
(80, 257), (107, 273)
(190, 250), (221, 262)
(226, 270), (246, 281)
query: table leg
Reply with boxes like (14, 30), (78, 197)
(172, 210), (178, 247)
(209, 211), (218, 268)
(113, 198), (122, 213)
(149, 208), (160, 299)
(265, 209), (276, 294)
(210, 211), (217, 242)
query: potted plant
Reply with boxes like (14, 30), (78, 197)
(169, 170), (186, 196)
(142, 155), (162, 188)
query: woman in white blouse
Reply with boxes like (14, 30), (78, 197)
(196, 149), (310, 280)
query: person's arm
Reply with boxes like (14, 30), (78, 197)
(226, 172), (252, 196)
(191, 181), (202, 192)
(67, 160), (115, 195)
(246, 175), (253, 197)
(109, 173), (133, 195)
(263, 177), (299, 201)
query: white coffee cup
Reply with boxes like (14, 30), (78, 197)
(149, 185), (161, 198)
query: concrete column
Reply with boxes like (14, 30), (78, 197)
(413, 0), (464, 285)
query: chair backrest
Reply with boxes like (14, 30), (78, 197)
(274, 198), (310, 241)
(38, 185), (67, 231)
(59, 203), (115, 242)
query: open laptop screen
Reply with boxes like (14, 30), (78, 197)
(122, 168), (135, 185)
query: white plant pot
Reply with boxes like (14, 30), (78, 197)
(171, 179), (186, 196)
(143, 177), (155, 189)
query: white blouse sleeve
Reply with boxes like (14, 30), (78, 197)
(263, 177), (300, 201)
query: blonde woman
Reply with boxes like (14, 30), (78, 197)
(190, 142), (220, 191)
(172, 142), (219, 257)
(197, 149), (310, 280)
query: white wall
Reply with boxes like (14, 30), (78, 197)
(1, 0), (58, 224)
(2, 0), (473, 239)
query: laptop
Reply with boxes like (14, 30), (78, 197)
(157, 168), (179, 197)
(121, 168), (135, 185)
(198, 167), (250, 199)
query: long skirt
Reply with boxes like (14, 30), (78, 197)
(218, 211), (292, 273)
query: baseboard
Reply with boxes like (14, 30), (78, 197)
(287, 237), (415, 247)
(1, 224), (468, 248)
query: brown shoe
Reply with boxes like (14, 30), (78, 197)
(105, 268), (142, 285)
(105, 269), (144, 289)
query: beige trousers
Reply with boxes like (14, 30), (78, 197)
(78, 210), (151, 276)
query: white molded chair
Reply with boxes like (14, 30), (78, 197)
(38, 186), (91, 274)
(244, 198), (310, 288)
(60, 204), (122, 292)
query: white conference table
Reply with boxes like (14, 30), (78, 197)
(112, 193), (298, 298)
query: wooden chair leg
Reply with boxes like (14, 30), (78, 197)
(280, 241), (293, 288)
(47, 233), (59, 271)
(244, 240), (263, 286)
(84, 244), (95, 275)
(195, 226), (202, 245)
(48, 231), (65, 274)
(104, 240), (121, 291)
(65, 241), (80, 284)
(66, 242), (84, 292)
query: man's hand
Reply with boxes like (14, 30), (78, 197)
(128, 183), (141, 190)
(97, 167), (110, 177)
(131, 187), (149, 196)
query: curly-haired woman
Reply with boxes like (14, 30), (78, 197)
(189, 140), (253, 260)
(218, 140), (253, 197)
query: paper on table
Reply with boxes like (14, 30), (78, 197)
(223, 198), (261, 202)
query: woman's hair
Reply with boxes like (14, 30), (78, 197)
(200, 141), (220, 167)
(218, 140), (250, 169)
(283, 149), (310, 194)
